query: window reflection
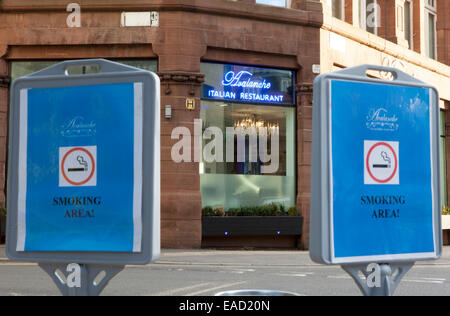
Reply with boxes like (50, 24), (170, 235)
(256, 0), (287, 8)
(200, 101), (296, 210)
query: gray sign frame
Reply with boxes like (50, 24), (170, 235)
(6, 59), (160, 266)
(309, 64), (442, 266)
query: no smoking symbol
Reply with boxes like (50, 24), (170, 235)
(364, 141), (399, 185)
(59, 146), (97, 187)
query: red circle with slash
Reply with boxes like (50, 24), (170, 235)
(61, 147), (96, 186)
(366, 142), (398, 184)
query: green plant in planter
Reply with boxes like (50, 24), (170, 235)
(203, 204), (298, 217)
(0, 206), (6, 217)
(224, 203), (288, 216)
(202, 206), (225, 217)
(213, 206), (225, 217)
(263, 203), (286, 216)
(202, 206), (214, 217)
(227, 208), (239, 216)
(443, 206), (450, 216)
(288, 206), (298, 216)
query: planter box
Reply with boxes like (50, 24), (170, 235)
(442, 215), (450, 230)
(202, 216), (303, 237)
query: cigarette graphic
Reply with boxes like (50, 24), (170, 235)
(381, 151), (391, 164)
(373, 151), (391, 168)
(68, 156), (89, 172)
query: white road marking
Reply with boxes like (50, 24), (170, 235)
(184, 281), (247, 296)
(403, 278), (445, 284)
(327, 275), (352, 279)
(0, 262), (37, 266)
(150, 282), (212, 296)
(420, 277), (446, 281)
(276, 273), (314, 277)
(230, 269), (255, 274)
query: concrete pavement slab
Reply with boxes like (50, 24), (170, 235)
(2, 245), (450, 267)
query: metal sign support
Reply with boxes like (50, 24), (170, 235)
(342, 262), (414, 296)
(39, 263), (124, 296)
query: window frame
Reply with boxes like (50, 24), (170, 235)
(424, 0), (436, 10)
(403, 0), (413, 50)
(331, 0), (345, 21)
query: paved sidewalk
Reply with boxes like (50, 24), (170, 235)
(0, 245), (317, 266)
(2, 245), (450, 267)
(156, 249), (317, 267)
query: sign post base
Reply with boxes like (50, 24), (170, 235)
(39, 263), (124, 296)
(342, 262), (414, 296)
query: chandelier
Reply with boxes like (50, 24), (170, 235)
(233, 115), (279, 135)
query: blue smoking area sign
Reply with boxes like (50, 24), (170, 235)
(18, 83), (141, 253)
(6, 59), (160, 266)
(310, 65), (442, 265)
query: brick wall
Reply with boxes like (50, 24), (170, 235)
(437, 0), (450, 66)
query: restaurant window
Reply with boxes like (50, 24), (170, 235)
(425, 0), (437, 59)
(256, 0), (288, 8)
(200, 62), (296, 210)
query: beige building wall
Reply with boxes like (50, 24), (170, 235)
(320, 1), (450, 106)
